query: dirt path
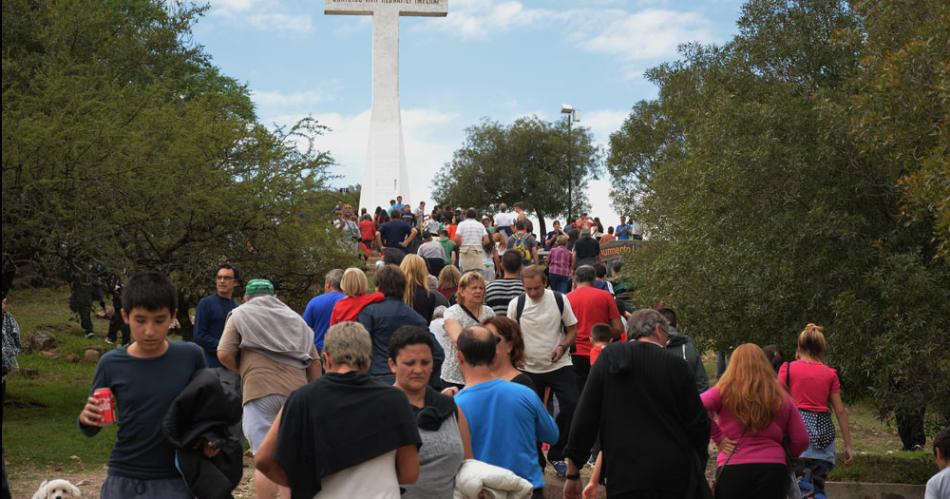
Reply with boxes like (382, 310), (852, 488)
(7, 460), (256, 499)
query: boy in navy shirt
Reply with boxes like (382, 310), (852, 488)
(79, 272), (207, 498)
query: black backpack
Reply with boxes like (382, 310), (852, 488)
(514, 291), (566, 332)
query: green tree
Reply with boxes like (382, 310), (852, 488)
(2, 0), (357, 334)
(608, 0), (950, 418)
(433, 116), (601, 235)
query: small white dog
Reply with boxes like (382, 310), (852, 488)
(31, 479), (81, 499)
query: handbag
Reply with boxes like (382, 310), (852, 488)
(710, 433), (744, 496)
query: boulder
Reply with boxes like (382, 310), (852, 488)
(65, 353), (81, 363)
(39, 350), (58, 358)
(83, 349), (101, 363)
(28, 331), (57, 352)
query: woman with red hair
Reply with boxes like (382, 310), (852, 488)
(701, 343), (809, 499)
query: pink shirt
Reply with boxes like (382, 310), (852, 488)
(777, 359), (840, 412)
(701, 387), (809, 467)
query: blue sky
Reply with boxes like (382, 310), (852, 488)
(194, 0), (745, 224)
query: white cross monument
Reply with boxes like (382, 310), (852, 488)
(325, 0), (448, 212)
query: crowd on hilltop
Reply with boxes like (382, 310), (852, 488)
(1, 196), (949, 499)
(332, 195), (642, 281)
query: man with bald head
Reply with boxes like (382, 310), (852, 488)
(454, 325), (558, 498)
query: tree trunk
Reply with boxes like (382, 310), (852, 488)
(536, 209), (547, 243)
(177, 292), (194, 341)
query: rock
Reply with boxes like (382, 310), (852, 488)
(65, 353), (81, 363)
(28, 331), (57, 352)
(83, 349), (101, 363)
(39, 350), (57, 358)
(75, 480), (90, 486)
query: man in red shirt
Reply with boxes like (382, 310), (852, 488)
(566, 265), (623, 392)
(357, 214), (376, 259)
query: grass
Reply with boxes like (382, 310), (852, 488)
(2, 286), (939, 484)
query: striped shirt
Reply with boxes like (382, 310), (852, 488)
(485, 279), (525, 316)
(456, 219), (487, 247)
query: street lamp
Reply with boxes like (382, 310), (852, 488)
(561, 104), (580, 222)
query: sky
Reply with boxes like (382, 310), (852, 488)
(194, 0), (746, 226)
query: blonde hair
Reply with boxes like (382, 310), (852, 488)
(400, 254), (430, 307)
(456, 271), (487, 305)
(796, 323), (828, 360)
(324, 321), (373, 370)
(716, 343), (787, 433)
(556, 235), (569, 246)
(340, 268), (369, 297)
(437, 265), (461, 289)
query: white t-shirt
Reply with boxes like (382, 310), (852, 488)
(494, 211), (514, 228)
(925, 467), (950, 499)
(456, 219), (487, 247)
(316, 450), (399, 499)
(507, 289), (577, 374)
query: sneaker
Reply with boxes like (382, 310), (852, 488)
(84, 332), (95, 339)
(104, 338), (114, 345)
(550, 460), (567, 478)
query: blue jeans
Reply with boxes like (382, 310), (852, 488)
(549, 273), (571, 294)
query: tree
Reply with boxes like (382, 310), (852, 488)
(433, 116), (601, 236)
(2, 0), (358, 334)
(608, 0), (950, 418)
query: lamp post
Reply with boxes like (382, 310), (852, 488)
(561, 104), (579, 222)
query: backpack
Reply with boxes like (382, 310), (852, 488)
(510, 233), (533, 264)
(515, 291), (566, 333)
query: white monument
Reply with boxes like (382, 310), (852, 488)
(325, 0), (448, 211)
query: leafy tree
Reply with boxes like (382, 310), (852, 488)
(2, 0), (357, 336)
(433, 116), (602, 235)
(609, 0), (950, 418)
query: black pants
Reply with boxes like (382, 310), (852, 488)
(107, 314), (130, 345)
(572, 354), (591, 394)
(527, 366), (580, 462)
(715, 463), (788, 499)
(896, 405), (926, 449)
(1, 381), (10, 499)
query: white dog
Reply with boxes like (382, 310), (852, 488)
(31, 479), (81, 499)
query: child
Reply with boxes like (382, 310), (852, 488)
(588, 322), (616, 367)
(926, 426), (950, 499)
(78, 272), (207, 498)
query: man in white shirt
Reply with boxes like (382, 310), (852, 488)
(493, 203), (514, 236)
(507, 265), (579, 477)
(454, 208), (490, 275)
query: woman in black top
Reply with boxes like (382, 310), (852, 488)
(483, 316), (535, 392)
(401, 255), (438, 323)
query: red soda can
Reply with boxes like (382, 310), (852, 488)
(93, 388), (116, 425)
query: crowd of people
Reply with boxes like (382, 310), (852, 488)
(332, 196), (642, 283)
(1, 198), (948, 499)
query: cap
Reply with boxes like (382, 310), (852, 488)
(245, 279), (275, 296)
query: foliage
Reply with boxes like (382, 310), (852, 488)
(1, 0), (357, 328)
(433, 116), (602, 235)
(609, 0), (950, 418)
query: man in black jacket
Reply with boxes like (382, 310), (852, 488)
(563, 309), (710, 499)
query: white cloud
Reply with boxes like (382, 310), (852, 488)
(262, 108), (463, 206)
(580, 9), (715, 61)
(577, 109), (628, 147)
(252, 89), (333, 108)
(416, 1), (717, 76)
(207, 0), (313, 33)
(420, 0), (562, 40)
